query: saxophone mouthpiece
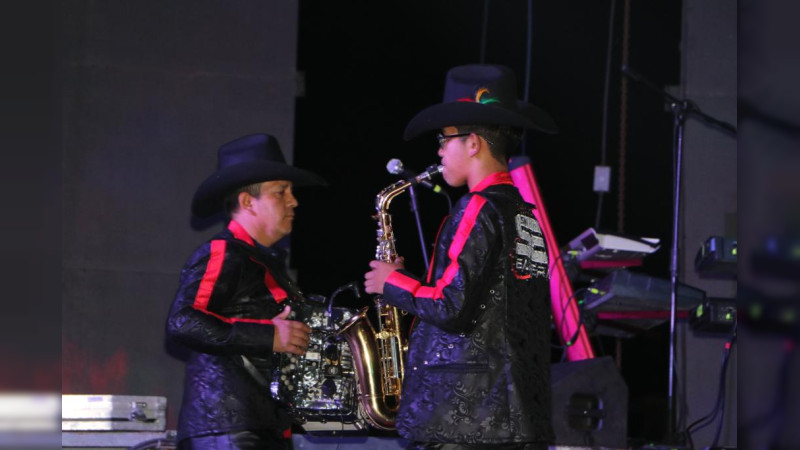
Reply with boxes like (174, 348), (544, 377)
(415, 165), (444, 193)
(387, 159), (444, 193)
(425, 164), (444, 176)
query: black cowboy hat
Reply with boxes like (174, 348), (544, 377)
(403, 64), (558, 140)
(191, 133), (326, 218)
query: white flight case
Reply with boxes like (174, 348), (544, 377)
(61, 395), (175, 449)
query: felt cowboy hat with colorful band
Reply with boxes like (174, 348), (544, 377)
(403, 64), (558, 140)
(191, 133), (327, 218)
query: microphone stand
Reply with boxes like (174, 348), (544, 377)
(621, 65), (736, 444)
(407, 184), (430, 270)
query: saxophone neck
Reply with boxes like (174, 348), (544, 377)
(375, 165), (443, 211)
(376, 180), (411, 210)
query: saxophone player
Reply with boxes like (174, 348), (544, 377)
(166, 133), (325, 449)
(364, 65), (557, 450)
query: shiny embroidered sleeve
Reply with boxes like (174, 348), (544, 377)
(383, 193), (501, 332)
(165, 240), (276, 356)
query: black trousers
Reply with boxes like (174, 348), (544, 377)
(178, 430), (292, 450)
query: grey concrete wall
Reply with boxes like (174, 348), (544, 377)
(738, 0), (800, 447)
(678, 1), (737, 447)
(60, 0), (300, 428)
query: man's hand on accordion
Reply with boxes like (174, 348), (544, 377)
(272, 305), (312, 355)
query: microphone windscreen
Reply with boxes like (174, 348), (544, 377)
(386, 158), (404, 175)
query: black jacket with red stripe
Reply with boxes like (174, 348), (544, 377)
(383, 172), (555, 444)
(165, 220), (302, 442)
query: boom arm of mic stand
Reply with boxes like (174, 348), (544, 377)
(621, 64), (737, 137)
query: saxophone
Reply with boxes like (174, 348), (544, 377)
(336, 164), (444, 430)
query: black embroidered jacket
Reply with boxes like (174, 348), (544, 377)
(383, 172), (555, 444)
(165, 220), (303, 442)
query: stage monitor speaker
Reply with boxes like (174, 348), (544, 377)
(551, 356), (628, 448)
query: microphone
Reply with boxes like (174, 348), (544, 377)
(386, 158), (444, 193)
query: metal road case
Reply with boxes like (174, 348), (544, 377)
(62, 395), (167, 432)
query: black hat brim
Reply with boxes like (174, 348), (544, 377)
(403, 101), (558, 140)
(191, 161), (327, 218)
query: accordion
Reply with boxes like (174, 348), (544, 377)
(270, 300), (368, 433)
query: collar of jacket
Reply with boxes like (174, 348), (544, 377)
(226, 220), (289, 264)
(470, 171), (514, 192)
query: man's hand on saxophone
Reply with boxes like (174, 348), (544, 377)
(364, 257), (405, 295)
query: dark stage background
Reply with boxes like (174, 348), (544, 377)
(291, 2), (733, 446)
(55, 1), (739, 448)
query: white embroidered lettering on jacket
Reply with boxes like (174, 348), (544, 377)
(513, 214), (548, 279)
